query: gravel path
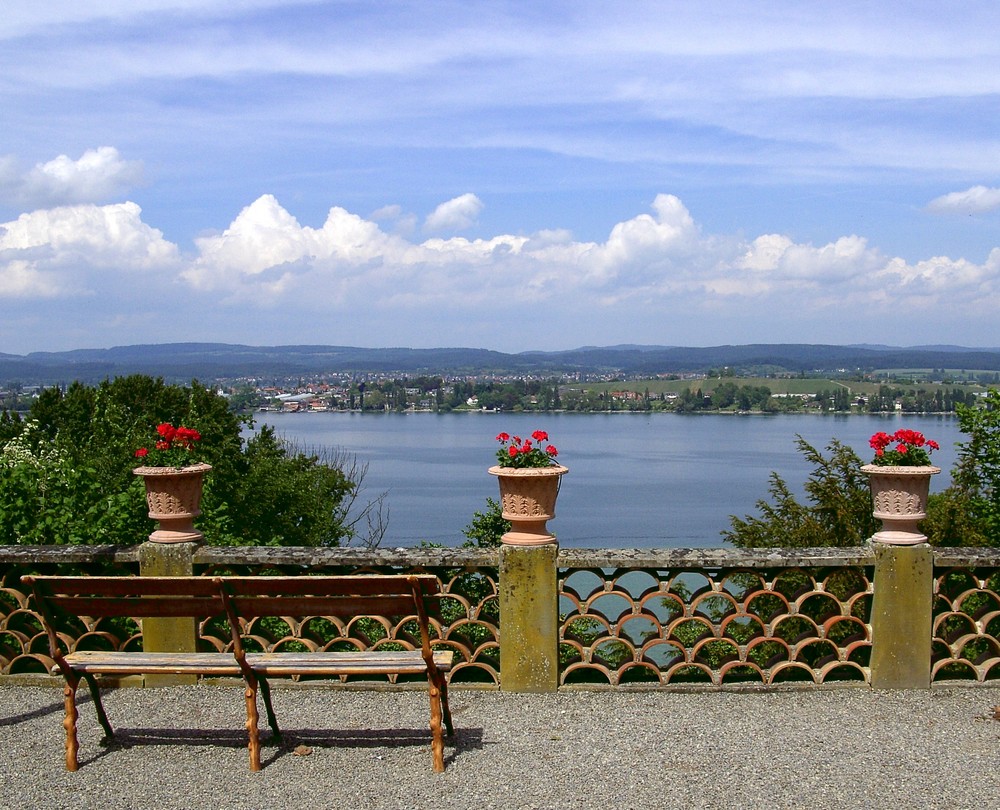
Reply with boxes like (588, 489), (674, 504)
(2, 683), (1000, 810)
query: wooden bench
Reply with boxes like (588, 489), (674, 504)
(22, 574), (455, 772)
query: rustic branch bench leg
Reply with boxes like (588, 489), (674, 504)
(81, 673), (115, 740)
(428, 682), (445, 773)
(439, 677), (454, 737)
(245, 683), (262, 771)
(257, 675), (281, 740)
(63, 679), (81, 772)
(243, 671), (282, 770)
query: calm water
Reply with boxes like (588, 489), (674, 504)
(248, 412), (964, 549)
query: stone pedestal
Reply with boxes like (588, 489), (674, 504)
(870, 542), (932, 689)
(138, 541), (199, 686)
(499, 543), (560, 691)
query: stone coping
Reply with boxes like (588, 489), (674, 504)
(1, 544), (997, 568)
(557, 546), (877, 568)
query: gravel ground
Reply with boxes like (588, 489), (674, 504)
(2, 683), (1000, 810)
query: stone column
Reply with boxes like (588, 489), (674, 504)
(138, 541), (198, 686)
(869, 542), (933, 689)
(499, 543), (560, 692)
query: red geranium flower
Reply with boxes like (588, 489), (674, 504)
(136, 422), (204, 468)
(868, 428), (938, 467)
(494, 429), (561, 468)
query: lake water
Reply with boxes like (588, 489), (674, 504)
(248, 412), (965, 549)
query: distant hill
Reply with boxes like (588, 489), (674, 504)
(2, 342), (1000, 384)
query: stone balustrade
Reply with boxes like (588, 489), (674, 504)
(2, 543), (998, 690)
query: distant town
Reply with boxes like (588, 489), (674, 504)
(4, 370), (992, 417)
(1, 342), (997, 415)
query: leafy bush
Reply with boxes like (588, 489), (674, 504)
(951, 390), (1000, 544)
(725, 398), (1000, 548)
(723, 437), (877, 547)
(0, 375), (381, 547)
(462, 497), (510, 547)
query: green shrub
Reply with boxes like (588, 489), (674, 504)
(0, 375), (379, 547)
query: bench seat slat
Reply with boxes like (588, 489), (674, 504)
(63, 651), (242, 676)
(246, 650), (453, 676)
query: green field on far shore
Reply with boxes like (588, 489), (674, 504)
(569, 376), (988, 397)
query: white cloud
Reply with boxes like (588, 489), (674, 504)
(926, 186), (1000, 216)
(183, 194), (407, 297)
(0, 259), (60, 298)
(370, 204), (417, 235)
(423, 193), (484, 233)
(0, 202), (179, 297)
(174, 193), (1000, 321)
(0, 147), (144, 208)
(3, 191), (999, 351)
(0, 1), (323, 38)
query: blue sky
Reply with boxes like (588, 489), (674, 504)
(2, 1), (999, 355)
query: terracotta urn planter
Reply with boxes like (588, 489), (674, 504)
(134, 463), (212, 544)
(488, 465), (568, 546)
(861, 464), (940, 545)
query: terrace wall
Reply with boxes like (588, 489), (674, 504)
(1, 544), (997, 689)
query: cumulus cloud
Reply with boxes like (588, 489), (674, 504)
(173, 192), (1000, 321)
(423, 193), (484, 233)
(0, 147), (144, 208)
(370, 204), (418, 235)
(925, 185), (1000, 215)
(3, 191), (999, 350)
(183, 194), (409, 298)
(0, 202), (178, 297)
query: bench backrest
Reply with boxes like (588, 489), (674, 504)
(216, 575), (442, 661)
(22, 573), (444, 663)
(217, 575), (441, 620)
(24, 575), (227, 620)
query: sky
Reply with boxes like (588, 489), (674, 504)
(2, 1), (999, 355)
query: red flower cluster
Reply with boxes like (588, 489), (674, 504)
(869, 428), (939, 466)
(151, 423), (201, 451)
(135, 423), (203, 466)
(495, 430), (559, 468)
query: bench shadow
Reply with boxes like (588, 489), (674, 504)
(0, 692), (93, 727)
(77, 725), (485, 770)
(259, 725), (485, 769)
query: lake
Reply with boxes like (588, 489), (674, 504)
(248, 412), (965, 549)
